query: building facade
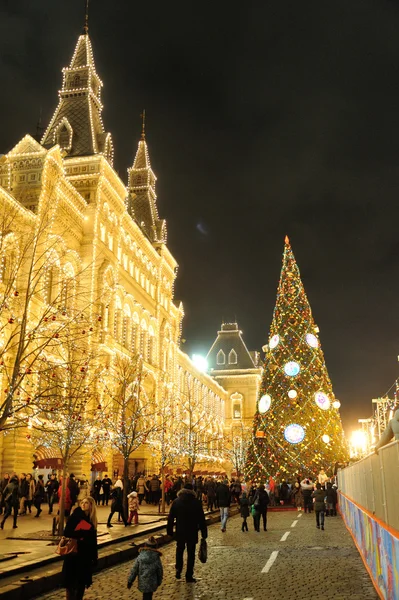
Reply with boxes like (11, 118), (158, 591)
(0, 31), (229, 481)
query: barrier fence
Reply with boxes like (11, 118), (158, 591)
(338, 439), (399, 531)
(338, 439), (399, 599)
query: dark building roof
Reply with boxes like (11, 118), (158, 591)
(41, 34), (113, 164)
(207, 323), (258, 371)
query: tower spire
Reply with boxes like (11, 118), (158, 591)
(83, 0), (90, 34)
(141, 109), (146, 140)
(126, 123), (167, 244)
(41, 28), (113, 163)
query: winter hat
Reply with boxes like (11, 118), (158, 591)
(132, 491), (138, 496)
(184, 483), (193, 490)
(144, 536), (157, 547)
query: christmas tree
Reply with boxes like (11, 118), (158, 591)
(246, 236), (348, 482)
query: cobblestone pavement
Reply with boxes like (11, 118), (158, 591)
(36, 511), (378, 600)
(0, 504), (168, 576)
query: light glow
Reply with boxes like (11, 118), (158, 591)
(284, 361), (300, 377)
(284, 423), (305, 444)
(269, 334), (280, 349)
(314, 392), (330, 410)
(259, 394), (271, 413)
(192, 354), (208, 373)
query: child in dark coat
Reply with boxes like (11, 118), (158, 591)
(239, 491), (250, 531)
(127, 536), (163, 600)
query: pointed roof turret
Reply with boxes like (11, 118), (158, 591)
(41, 32), (114, 164)
(127, 121), (167, 244)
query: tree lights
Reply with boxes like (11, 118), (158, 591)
(246, 237), (348, 480)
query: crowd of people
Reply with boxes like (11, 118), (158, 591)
(0, 467), (338, 599)
(0, 471), (89, 530)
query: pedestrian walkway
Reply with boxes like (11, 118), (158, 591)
(0, 504), (168, 579)
(36, 511), (378, 600)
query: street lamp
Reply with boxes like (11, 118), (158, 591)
(350, 429), (368, 458)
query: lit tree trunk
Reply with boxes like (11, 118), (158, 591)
(161, 465), (166, 514)
(58, 462), (68, 536)
(122, 455), (129, 520)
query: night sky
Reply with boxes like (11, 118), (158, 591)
(1, 1), (399, 431)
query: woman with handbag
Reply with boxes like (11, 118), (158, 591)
(61, 496), (98, 600)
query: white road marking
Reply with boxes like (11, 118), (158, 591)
(280, 531), (290, 541)
(244, 598), (254, 600)
(298, 512), (303, 518)
(291, 520), (298, 528)
(261, 550), (279, 573)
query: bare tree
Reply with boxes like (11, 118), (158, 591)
(150, 379), (182, 513)
(29, 319), (101, 534)
(98, 353), (158, 516)
(0, 200), (95, 432)
(224, 421), (252, 478)
(178, 373), (223, 478)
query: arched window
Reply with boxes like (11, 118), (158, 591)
(44, 253), (60, 305)
(140, 319), (148, 358)
(0, 234), (18, 287)
(228, 349), (237, 365)
(60, 263), (75, 312)
(122, 304), (131, 348)
(216, 350), (225, 365)
(54, 118), (73, 151)
(113, 297), (122, 341)
(131, 312), (139, 352)
(148, 325), (155, 364)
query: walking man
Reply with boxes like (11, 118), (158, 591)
(216, 479), (230, 532)
(167, 483), (207, 583)
(252, 483), (270, 531)
(101, 474), (112, 506)
(312, 483), (326, 530)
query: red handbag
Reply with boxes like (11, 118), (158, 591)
(55, 536), (78, 556)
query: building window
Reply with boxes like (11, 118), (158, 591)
(228, 349), (237, 365)
(216, 350), (225, 365)
(233, 404), (241, 419)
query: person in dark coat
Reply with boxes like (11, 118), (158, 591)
(93, 476), (102, 506)
(18, 473), (29, 515)
(33, 474), (46, 517)
(325, 482), (338, 516)
(62, 497), (98, 600)
(107, 483), (128, 527)
(252, 484), (270, 532)
(300, 478), (314, 513)
(279, 480), (290, 505)
(68, 474), (79, 508)
(312, 483), (326, 530)
(0, 473), (10, 515)
(167, 483), (207, 583)
(205, 479), (216, 511)
(0, 474), (19, 529)
(127, 535), (163, 600)
(216, 479), (230, 532)
(46, 474), (59, 514)
(101, 474), (112, 506)
(239, 491), (250, 532)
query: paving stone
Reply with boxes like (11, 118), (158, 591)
(35, 512), (378, 600)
